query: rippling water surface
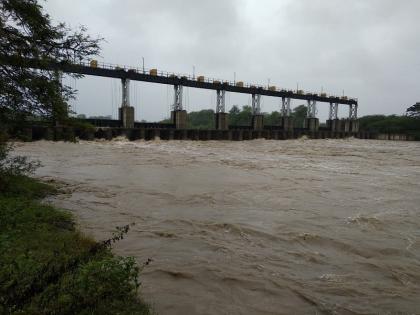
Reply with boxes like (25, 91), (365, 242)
(15, 139), (420, 314)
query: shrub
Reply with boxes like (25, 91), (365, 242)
(0, 131), (41, 193)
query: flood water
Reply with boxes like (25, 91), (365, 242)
(15, 139), (420, 314)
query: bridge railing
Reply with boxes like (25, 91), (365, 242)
(75, 59), (357, 102)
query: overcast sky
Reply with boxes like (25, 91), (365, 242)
(44, 0), (420, 122)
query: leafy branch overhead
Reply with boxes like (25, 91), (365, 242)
(0, 0), (102, 122)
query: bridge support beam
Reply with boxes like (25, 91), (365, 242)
(252, 115), (264, 130)
(251, 94), (264, 130)
(349, 104), (359, 133)
(304, 100), (319, 131)
(171, 110), (187, 129)
(171, 84), (187, 129)
(215, 90), (229, 130)
(215, 113), (229, 130)
(304, 118), (319, 132)
(340, 119), (351, 133)
(119, 78), (134, 128)
(327, 119), (340, 132)
(326, 102), (339, 132)
(280, 97), (293, 130)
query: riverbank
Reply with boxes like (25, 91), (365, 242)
(0, 174), (151, 315)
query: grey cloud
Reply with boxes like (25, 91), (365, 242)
(44, 0), (420, 120)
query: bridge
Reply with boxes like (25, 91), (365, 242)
(3, 55), (359, 133)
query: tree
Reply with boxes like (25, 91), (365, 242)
(0, 0), (101, 124)
(406, 103), (420, 118)
(229, 105), (252, 126)
(229, 105), (240, 115)
(187, 109), (214, 129)
(264, 111), (281, 126)
(291, 104), (307, 128)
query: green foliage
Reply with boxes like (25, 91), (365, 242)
(359, 115), (420, 140)
(159, 103), (307, 128)
(264, 111), (281, 126)
(0, 174), (56, 198)
(229, 105), (252, 126)
(0, 0), (101, 124)
(187, 109), (215, 129)
(0, 176), (151, 315)
(64, 117), (95, 131)
(23, 255), (149, 315)
(0, 131), (42, 192)
(290, 105), (307, 128)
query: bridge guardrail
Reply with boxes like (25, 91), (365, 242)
(79, 59), (357, 102)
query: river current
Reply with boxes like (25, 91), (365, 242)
(15, 139), (420, 315)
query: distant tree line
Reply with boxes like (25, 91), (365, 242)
(357, 104), (420, 139)
(359, 115), (420, 139)
(159, 104), (420, 139)
(160, 104), (308, 129)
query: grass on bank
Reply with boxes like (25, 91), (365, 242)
(0, 175), (151, 315)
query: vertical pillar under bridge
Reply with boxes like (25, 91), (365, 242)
(349, 103), (359, 133)
(327, 102), (339, 132)
(251, 94), (264, 130)
(280, 97), (293, 130)
(171, 84), (187, 129)
(118, 78), (134, 128)
(304, 99), (319, 131)
(215, 89), (228, 130)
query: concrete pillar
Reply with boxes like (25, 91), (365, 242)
(252, 114), (264, 130)
(119, 78), (135, 128)
(280, 116), (294, 131)
(340, 119), (351, 133)
(350, 120), (359, 133)
(304, 118), (319, 132)
(119, 106), (135, 129)
(215, 113), (229, 130)
(326, 119), (341, 132)
(171, 110), (187, 129)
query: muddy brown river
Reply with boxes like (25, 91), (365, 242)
(15, 139), (420, 315)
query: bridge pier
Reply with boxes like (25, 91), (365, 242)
(327, 119), (341, 132)
(340, 119), (351, 133)
(304, 118), (319, 131)
(304, 100), (319, 132)
(171, 84), (187, 129)
(215, 89), (229, 130)
(350, 119), (359, 133)
(280, 97), (293, 130)
(251, 93), (264, 130)
(252, 115), (264, 130)
(171, 110), (187, 129)
(215, 113), (229, 130)
(119, 78), (135, 128)
(326, 102), (339, 132)
(349, 104), (359, 133)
